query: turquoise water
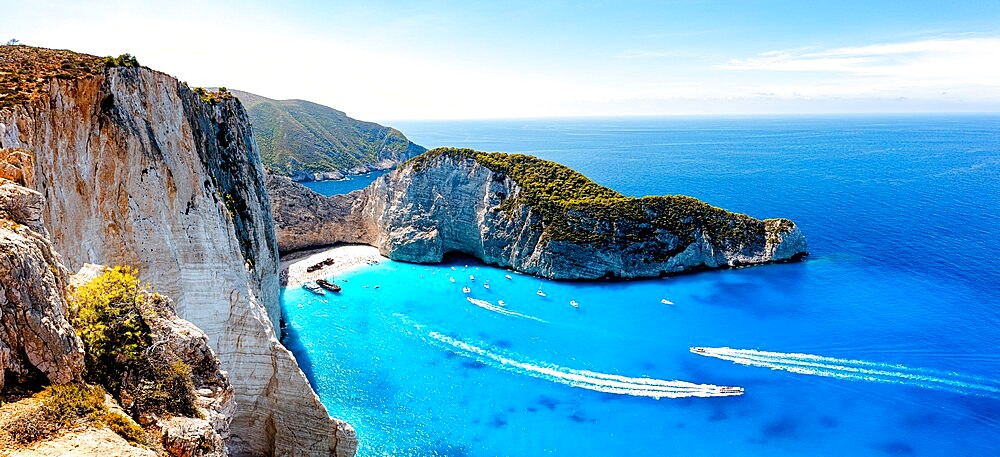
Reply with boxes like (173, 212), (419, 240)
(282, 116), (1000, 456)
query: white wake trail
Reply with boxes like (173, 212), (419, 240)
(428, 332), (743, 399)
(466, 297), (547, 323)
(691, 347), (1000, 397)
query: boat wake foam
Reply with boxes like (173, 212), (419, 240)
(466, 297), (547, 323)
(691, 346), (1000, 398)
(426, 331), (743, 399)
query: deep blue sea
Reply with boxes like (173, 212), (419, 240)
(281, 115), (1000, 457)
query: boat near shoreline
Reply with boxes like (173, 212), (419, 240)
(316, 278), (342, 293)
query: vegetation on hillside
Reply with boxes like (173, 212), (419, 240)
(0, 384), (146, 447)
(0, 45), (142, 109)
(193, 85), (234, 104)
(69, 266), (200, 420)
(231, 90), (425, 177)
(408, 148), (792, 250)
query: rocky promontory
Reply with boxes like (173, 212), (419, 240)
(269, 147), (807, 279)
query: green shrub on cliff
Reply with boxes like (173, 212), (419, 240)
(406, 147), (789, 250)
(69, 266), (200, 420)
(102, 53), (140, 68)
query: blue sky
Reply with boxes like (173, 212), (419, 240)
(2, 0), (998, 120)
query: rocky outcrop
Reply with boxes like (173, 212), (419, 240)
(0, 180), (84, 389)
(267, 174), (377, 253)
(268, 148), (807, 279)
(71, 263), (235, 457)
(0, 48), (355, 456)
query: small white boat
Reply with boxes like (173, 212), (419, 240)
(374, 285), (380, 289)
(536, 284), (547, 297)
(470, 275), (475, 281)
(463, 286), (471, 294)
(449, 277), (456, 283)
(661, 298), (674, 305)
(570, 300), (579, 308)
(505, 274), (513, 280)
(451, 266), (456, 270)
(483, 282), (490, 289)
(302, 282), (325, 295)
(497, 300), (506, 306)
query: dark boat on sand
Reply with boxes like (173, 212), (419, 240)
(316, 279), (342, 293)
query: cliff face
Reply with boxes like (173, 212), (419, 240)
(269, 148), (807, 279)
(0, 50), (355, 457)
(0, 181), (84, 389)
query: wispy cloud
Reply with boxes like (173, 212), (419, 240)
(719, 37), (1000, 88)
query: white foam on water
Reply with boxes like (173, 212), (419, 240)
(466, 297), (547, 323)
(692, 347), (1000, 398)
(427, 331), (743, 399)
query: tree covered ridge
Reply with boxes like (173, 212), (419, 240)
(405, 147), (797, 250)
(232, 89), (426, 177)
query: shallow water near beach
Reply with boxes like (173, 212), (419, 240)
(282, 116), (1000, 456)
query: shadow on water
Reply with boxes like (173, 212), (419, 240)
(281, 316), (320, 389)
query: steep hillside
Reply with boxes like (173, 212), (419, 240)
(232, 90), (425, 180)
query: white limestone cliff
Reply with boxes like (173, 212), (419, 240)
(0, 64), (355, 456)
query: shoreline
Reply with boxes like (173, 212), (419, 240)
(280, 244), (385, 288)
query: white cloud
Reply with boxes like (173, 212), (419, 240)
(719, 37), (1000, 89)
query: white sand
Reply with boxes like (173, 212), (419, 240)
(280, 244), (385, 288)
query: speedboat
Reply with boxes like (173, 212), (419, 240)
(449, 277), (456, 283)
(569, 300), (578, 308)
(536, 287), (546, 297)
(463, 286), (471, 293)
(661, 298), (674, 305)
(316, 279), (341, 293)
(483, 282), (490, 289)
(497, 300), (506, 306)
(505, 274), (512, 280)
(302, 282), (325, 295)
(690, 347), (709, 355)
(470, 275), (475, 281)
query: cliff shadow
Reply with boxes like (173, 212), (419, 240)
(279, 292), (320, 389)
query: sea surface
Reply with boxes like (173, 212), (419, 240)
(281, 115), (1000, 457)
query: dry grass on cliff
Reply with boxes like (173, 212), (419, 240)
(0, 384), (146, 449)
(0, 45), (106, 109)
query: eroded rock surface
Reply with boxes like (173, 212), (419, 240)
(0, 181), (83, 389)
(0, 51), (355, 456)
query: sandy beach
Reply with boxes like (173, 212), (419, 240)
(280, 244), (385, 287)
